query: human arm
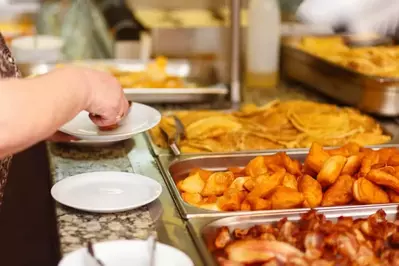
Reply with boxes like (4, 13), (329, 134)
(0, 67), (129, 158)
(297, 0), (399, 35)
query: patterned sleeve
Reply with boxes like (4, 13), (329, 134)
(0, 32), (19, 206)
(0, 32), (21, 79)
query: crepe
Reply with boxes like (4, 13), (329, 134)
(149, 100), (391, 153)
(297, 36), (399, 77)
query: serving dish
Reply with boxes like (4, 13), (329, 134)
(281, 36), (399, 116)
(157, 144), (399, 219)
(146, 101), (395, 156)
(147, 121), (399, 156)
(18, 59), (228, 104)
(187, 205), (399, 266)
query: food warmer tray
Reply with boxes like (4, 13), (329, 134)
(145, 133), (167, 157)
(157, 145), (399, 219)
(144, 107), (239, 157)
(187, 204), (399, 266)
(18, 59), (228, 104)
(281, 39), (399, 117)
(145, 116), (399, 156)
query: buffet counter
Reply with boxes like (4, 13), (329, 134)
(1, 78), (399, 265)
(44, 82), (399, 265)
(48, 134), (204, 265)
(44, 83), (325, 266)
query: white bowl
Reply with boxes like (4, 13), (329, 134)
(11, 35), (64, 63)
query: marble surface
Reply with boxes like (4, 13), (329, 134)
(47, 141), (156, 254)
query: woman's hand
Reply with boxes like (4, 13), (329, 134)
(64, 67), (130, 127)
(45, 67), (130, 143)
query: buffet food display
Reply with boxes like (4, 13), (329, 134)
(298, 36), (399, 77)
(282, 36), (399, 116)
(32, 28), (399, 265)
(109, 57), (189, 89)
(176, 143), (399, 212)
(211, 209), (399, 265)
(149, 100), (391, 153)
(21, 58), (228, 104)
(57, 57), (190, 89)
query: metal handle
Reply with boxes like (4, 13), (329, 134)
(230, 0), (241, 104)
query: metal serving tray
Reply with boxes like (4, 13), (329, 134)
(157, 145), (399, 219)
(187, 205), (399, 266)
(147, 118), (399, 156)
(145, 107), (238, 157)
(281, 40), (399, 117)
(145, 132), (170, 157)
(18, 59), (228, 104)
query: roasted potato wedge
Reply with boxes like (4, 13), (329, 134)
(201, 172), (235, 196)
(181, 192), (202, 206)
(317, 155), (347, 188)
(247, 169), (286, 199)
(270, 186), (304, 210)
(358, 150), (380, 177)
(298, 174), (323, 208)
(304, 142), (330, 173)
(353, 178), (389, 204)
(217, 189), (246, 211)
(322, 175), (354, 207)
(282, 173), (298, 191)
(341, 154), (364, 176)
(366, 169), (399, 193)
(245, 156), (268, 178)
(178, 172), (205, 194)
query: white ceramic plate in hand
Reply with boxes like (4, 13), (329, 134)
(59, 102), (161, 141)
(58, 240), (194, 266)
(51, 172), (162, 213)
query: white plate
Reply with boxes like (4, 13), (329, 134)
(58, 240), (194, 266)
(59, 102), (161, 141)
(51, 172), (162, 213)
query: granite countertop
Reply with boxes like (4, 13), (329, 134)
(47, 140), (156, 254)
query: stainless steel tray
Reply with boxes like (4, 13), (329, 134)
(157, 145), (399, 219)
(281, 41), (399, 116)
(145, 108), (237, 156)
(145, 132), (168, 157)
(187, 205), (399, 266)
(147, 118), (399, 156)
(18, 59), (228, 104)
